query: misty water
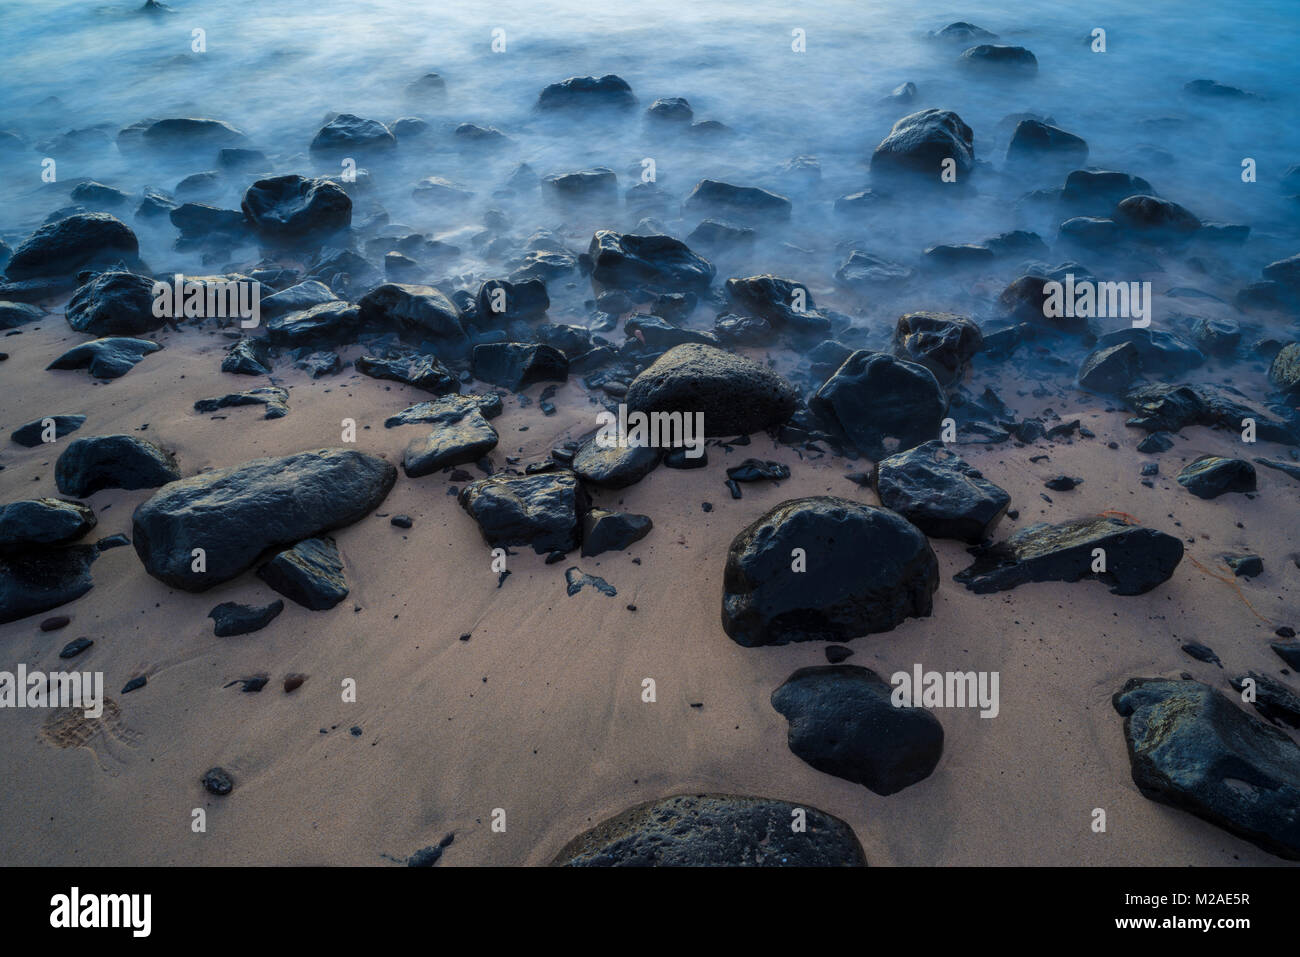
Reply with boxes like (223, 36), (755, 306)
(1, 0), (1298, 359)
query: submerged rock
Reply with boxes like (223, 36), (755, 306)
(873, 440), (1010, 543)
(458, 470), (588, 554)
(537, 74), (636, 110)
(309, 114), (395, 153)
(257, 536), (348, 610)
(47, 336), (161, 379)
(771, 665), (944, 795)
(870, 109), (974, 178)
(550, 794), (866, 866)
(587, 230), (715, 290)
(959, 44), (1038, 73)
(55, 434), (180, 496)
(241, 175), (352, 238)
(722, 496), (938, 647)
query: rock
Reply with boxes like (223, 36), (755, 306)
(265, 300), (361, 346)
(131, 448), (395, 590)
(959, 44), (1037, 72)
(1059, 216), (1119, 246)
(404, 72), (445, 97)
(587, 230), (715, 291)
(1078, 340), (1141, 394)
(624, 314), (718, 349)
(572, 437), (661, 489)
(1269, 343), (1300, 395)
(892, 311), (983, 386)
(712, 314), (775, 346)
(63, 271), (161, 336)
(544, 167), (618, 202)
(0, 545), (98, 624)
(59, 637), (93, 658)
(0, 301), (46, 329)
(47, 336), (161, 379)
(1093, 330), (1200, 379)
(537, 75), (636, 110)
(646, 97), (692, 122)
(218, 147), (269, 168)
(5, 213), (139, 281)
(1229, 673), (1300, 729)
(721, 496), (938, 646)
(930, 21), (998, 43)
(11, 414), (85, 447)
(309, 114), (396, 153)
(55, 435), (180, 497)
(1176, 455), (1256, 499)
(551, 793), (866, 866)
(384, 393), (502, 428)
(261, 280), (337, 320)
(1184, 79), (1259, 99)
(811, 351), (947, 458)
(565, 567), (616, 596)
(169, 203), (246, 237)
(1270, 642), (1300, 670)
(1062, 169), (1154, 209)
(472, 342), (567, 390)
(834, 250), (913, 288)
(221, 337), (273, 375)
(1137, 432), (1174, 453)
(194, 386), (290, 420)
(1006, 120), (1086, 163)
(402, 409), (499, 476)
(458, 470), (588, 555)
(1044, 475), (1082, 491)
(1125, 383), (1207, 432)
(870, 109), (974, 178)
(625, 343), (797, 437)
(726, 459), (790, 484)
(581, 509), (653, 556)
(0, 498), (96, 549)
(687, 219), (756, 250)
(771, 665), (944, 795)
(201, 766), (234, 796)
(358, 282), (464, 343)
(208, 599), (284, 637)
(725, 275), (830, 335)
(922, 244), (995, 269)
(453, 122), (507, 145)
(1191, 317), (1241, 355)
(474, 278), (549, 324)
(955, 516), (1184, 595)
(684, 180), (792, 221)
(1182, 641), (1222, 666)
(257, 536), (348, 610)
(1113, 677), (1300, 860)
(1262, 254), (1300, 288)
(241, 175), (352, 238)
(873, 440), (1010, 543)
(883, 81), (917, 104)
(71, 181), (129, 207)
(357, 353), (457, 394)
(137, 118), (246, 150)
(1114, 195), (1201, 238)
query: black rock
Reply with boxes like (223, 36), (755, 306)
(403, 409), (499, 477)
(4, 213), (139, 280)
(1114, 195), (1201, 239)
(726, 459), (790, 483)
(565, 567), (616, 597)
(1059, 216), (1120, 247)
(1270, 642), (1300, 670)
(873, 440), (1010, 543)
(1078, 341), (1140, 394)
(0, 545), (98, 624)
(725, 275), (829, 335)
(955, 516), (1184, 596)
(390, 514), (412, 529)
(550, 793), (866, 866)
(1136, 431), (1174, 453)
(1184, 79), (1258, 99)
(1062, 169), (1154, 210)
(55, 434), (180, 497)
(0, 498), (96, 550)
(625, 343), (797, 436)
(358, 282), (465, 343)
(208, 599), (285, 637)
(458, 470), (588, 555)
(811, 351), (947, 458)
(384, 393), (502, 428)
(1007, 120), (1087, 164)
(132, 448), (395, 590)
(537, 75), (636, 110)
(309, 114), (396, 153)
(683, 179), (792, 222)
(169, 202), (247, 237)
(0, 301), (46, 329)
(870, 109), (974, 178)
(1230, 672), (1300, 729)
(265, 300), (361, 346)
(688, 219), (756, 250)
(1269, 343), (1300, 395)
(834, 250), (913, 289)
(257, 536), (348, 610)
(260, 280), (337, 320)
(1044, 475), (1082, 491)
(59, 637), (93, 658)
(722, 496), (938, 647)
(771, 665), (944, 795)
(64, 271), (160, 336)
(241, 175), (352, 238)
(1113, 677), (1300, 860)
(1176, 455), (1256, 499)
(893, 311), (983, 386)
(646, 96), (693, 122)
(221, 337), (273, 375)
(472, 342), (568, 390)
(357, 353), (457, 394)
(1181, 642), (1222, 666)
(1225, 554), (1263, 577)
(930, 21), (998, 42)
(474, 278), (549, 324)
(587, 230), (715, 290)
(959, 44), (1037, 73)
(47, 336), (161, 379)
(825, 645), (854, 663)
(581, 508), (653, 556)
(544, 167), (618, 202)
(201, 766), (234, 796)
(572, 437), (662, 489)
(1125, 383), (1207, 432)
(11, 414), (85, 447)
(194, 386), (290, 420)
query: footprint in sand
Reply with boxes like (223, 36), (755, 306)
(37, 697), (140, 773)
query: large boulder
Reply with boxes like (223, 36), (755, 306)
(625, 343), (797, 437)
(725, 275), (830, 335)
(870, 109), (974, 178)
(131, 448), (396, 590)
(721, 496), (939, 646)
(359, 282), (464, 342)
(241, 175), (352, 238)
(550, 794), (866, 866)
(64, 271), (160, 336)
(873, 440), (1010, 543)
(55, 435), (181, 497)
(810, 351), (947, 457)
(892, 311), (983, 385)
(458, 470), (588, 555)
(1113, 677), (1300, 860)
(5, 213), (139, 280)
(587, 230), (715, 290)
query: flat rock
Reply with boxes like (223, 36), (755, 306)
(47, 336), (161, 378)
(194, 386), (289, 420)
(384, 393), (503, 428)
(1176, 455), (1256, 499)
(55, 434), (180, 496)
(357, 353), (457, 394)
(403, 408), (499, 476)
(572, 437), (662, 489)
(208, 599), (284, 636)
(873, 440), (1010, 543)
(256, 536), (348, 610)
(458, 470), (587, 555)
(11, 414), (85, 447)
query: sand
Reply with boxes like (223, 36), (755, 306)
(0, 310), (1297, 867)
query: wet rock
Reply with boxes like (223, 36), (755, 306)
(194, 386), (290, 420)
(1125, 383), (1206, 432)
(1192, 317), (1241, 355)
(873, 440), (1010, 543)
(1059, 216), (1119, 247)
(1176, 455), (1256, 499)
(1224, 553), (1263, 577)
(551, 793), (866, 866)
(241, 175), (352, 238)
(922, 243), (995, 269)
(0, 498), (96, 550)
(581, 508), (653, 556)
(1007, 119), (1087, 164)
(135, 117), (245, 151)
(684, 179), (792, 222)
(892, 311), (983, 386)
(834, 250), (913, 288)
(47, 336), (161, 379)
(1181, 642), (1222, 666)
(265, 300), (361, 346)
(646, 96), (693, 122)
(572, 438), (662, 489)
(625, 343), (798, 436)
(930, 21), (998, 43)
(772, 665), (944, 795)
(811, 351), (947, 458)
(64, 271), (160, 336)
(1113, 677), (1300, 860)
(357, 353), (457, 394)
(358, 282), (465, 343)
(403, 409), (499, 476)
(458, 470), (587, 555)
(309, 114), (396, 153)
(0, 301), (45, 329)
(624, 314), (718, 349)
(474, 278), (549, 324)
(59, 637), (93, 658)
(544, 167), (618, 202)
(725, 275), (830, 335)
(1230, 673), (1300, 729)
(687, 219), (755, 250)
(1062, 169), (1154, 210)
(1137, 432), (1174, 453)
(384, 392), (502, 428)
(471, 342), (567, 390)
(1270, 642), (1300, 670)
(260, 280), (337, 320)
(201, 767), (234, 796)
(221, 337), (273, 375)
(208, 599), (284, 637)
(870, 109), (974, 178)
(1184, 79), (1259, 99)
(11, 414), (85, 447)
(721, 496), (938, 647)
(565, 567), (616, 596)
(959, 43), (1037, 73)
(55, 434), (180, 497)
(587, 230), (715, 291)
(726, 459), (789, 483)
(1078, 341), (1140, 394)
(132, 448), (395, 590)
(955, 516), (1183, 596)
(537, 75), (636, 110)
(257, 536), (348, 610)
(1269, 343), (1300, 395)
(0, 545), (98, 624)
(4, 213), (139, 280)
(1114, 195), (1201, 239)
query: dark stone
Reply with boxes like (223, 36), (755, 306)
(221, 337), (273, 375)
(458, 470), (588, 555)
(687, 219), (755, 249)
(358, 282), (464, 343)
(1078, 341), (1140, 394)
(646, 97), (692, 122)
(810, 351), (947, 458)
(0, 301), (46, 329)
(260, 280), (337, 320)
(384, 393), (502, 428)
(4, 213), (139, 280)
(169, 203), (246, 237)
(194, 386), (289, 420)
(893, 311), (983, 386)
(537, 75), (636, 110)
(1184, 79), (1258, 99)
(257, 537), (348, 610)
(1270, 642), (1300, 670)
(581, 509), (653, 556)
(357, 353), (457, 394)
(684, 179), (792, 221)
(1229, 673), (1300, 729)
(208, 599), (285, 637)
(544, 167), (618, 202)
(1269, 343), (1300, 395)
(64, 271), (160, 336)
(1181, 642), (1221, 666)
(721, 496), (938, 647)
(11, 414), (85, 447)
(0, 545), (98, 624)
(959, 44), (1037, 72)
(265, 300), (361, 346)
(725, 275), (830, 335)
(1113, 677), (1300, 860)
(59, 637), (93, 658)
(1114, 195), (1201, 239)
(1137, 432), (1174, 453)
(825, 645), (854, 663)
(472, 342), (568, 390)
(1192, 317), (1241, 355)
(474, 278), (549, 324)
(295, 350), (339, 378)
(955, 516), (1184, 596)
(664, 447), (708, 469)
(726, 459), (790, 483)
(132, 448), (395, 590)
(55, 434), (180, 496)
(772, 665), (944, 795)
(1225, 554), (1263, 578)
(1044, 475), (1082, 491)
(625, 343), (798, 437)
(201, 767), (234, 796)
(403, 409), (499, 477)
(1176, 455), (1256, 499)
(47, 336), (161, 379)
(241, 175), (352, 237)
(834, 250), (913, 288)
(309, 114), (396, 153)
(572, 438), (661, 489)
(624, 314), (718, 349)
(1062, 169), (1154, 209)
(587, 230), (715, 290)
(1125, 383), (1207, 432)
(1007, 120), (1087, 163)
(1059, 216), (1119, 246)
(0, 498), (96, 550)
(931, 22), (998, 42)
(873, 440), (1010, 543)
(551, 793), (866, 866)
(870, 109), (974, 178)
(565, 567), (616, 597)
